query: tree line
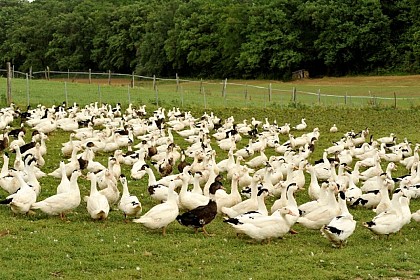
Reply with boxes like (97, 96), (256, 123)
(1, 0), (419, 80)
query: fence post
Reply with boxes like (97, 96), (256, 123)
(245, 84), (248, 100)
(67, 69), (70, 81)
(47, 66), (50, 80)
(153, 75), (156, 91)
(29, 66), (32, 79)
(200, 78), (203, 95)
(317, 89), (321, 104)
(155, 83), (159, 107)
(394, 92), (397, 109)
(292, 87), (296, 103)
(222, 78), (227, 107)
(65, 82), (68, 106)
(203, 86), (207, 109)
(245, 84), (249, 107)
(6, 62), (12, 105)
(26, 73), (30, 106)
(344, 92), (347, 105)
(12, 65), (15, 79)
(180, 86), (184, 107)
(222, 78), (227, 97)
(269, 83), (272, 102)
(108, 70), (111, 85)
(89, 69), (92, 84)
(132, 72), (135, 88)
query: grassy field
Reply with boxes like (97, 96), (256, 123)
(0, 76), (420, 279)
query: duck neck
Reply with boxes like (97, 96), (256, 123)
(250, 180), (259, 201)
(89, 175), (98, 195)
(286, 186), (297, 208)
(146, 168), (157, 185)
(192, 179), (202, 194)
(179, 175), (190, 195)
(231, 176), (239, 195)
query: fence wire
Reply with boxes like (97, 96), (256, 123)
(1, 69), (420, 109)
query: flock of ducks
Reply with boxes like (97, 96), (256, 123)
(0, 102), (419, 247)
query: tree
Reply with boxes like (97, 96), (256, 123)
(237, 0), (304, 79)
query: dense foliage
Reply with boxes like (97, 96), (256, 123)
(1, 0), (420, 79)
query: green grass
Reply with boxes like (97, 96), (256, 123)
(0, 78), (420, 279)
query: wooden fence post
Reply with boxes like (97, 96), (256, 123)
(344, 92), (347, 105)
(26, 73), (30, 106)
(203, 86), (207, 109)
(245, 84), (248, 100)
(132, 72), (135, 88)
(153, 75), (156, 90)
(394, 92), (397, 109)
(29, 66), (32, 79)
(89, 69), (92, 84)
(317, 89), (321, 104)
(269, 83), (272, 102)
(222, 78), (227, 97)
(108, 70), (111, 85)
(65, 82), (68, 106)
(155, 83), (159, 107)
(200, 78), (203, 95)
(67, 69), (70, 81)
(180, 86), (183, 107)
(223, 78), (227, 107)
(6, 62), (12, 104)
(292, 87), (296, 103)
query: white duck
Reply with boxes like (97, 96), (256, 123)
(359, 159), (383, 181)
(49, 143), (83, 178)
(224, 206), (298, 243)
(352, 173), (391, 209)
(118, 174), (142, 220)
(245, 149), (268, 169)
(178, 170), (209, 211)
(293, 118), (307, 130)
(0, 169), (37, 215)
(98, 170), (120, 207)
(320, 191), (356, 248)
(361, 163), (396, 192)
(221, 174), (262, 218)
(217, 148), (236, 173)
(306, 163), (321, 200)
(411, 209), (420, 222)
(344, 174), (362, 205)
(213, 171), (242, 213)
(297, 182), (340, 230)
(298, 182), (330, 216)
(133, 179), (179, 236)
(376, 133), (396, 145)
(329, 124), (338, 133)
(363, 191), (405, 236)
(84, 172), (110, 220)
(56, 161), (71, 194)
(31, 170), (82, 219)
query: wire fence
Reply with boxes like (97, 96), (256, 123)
(1, 68), (420, 109)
